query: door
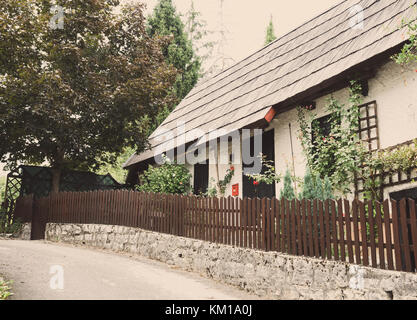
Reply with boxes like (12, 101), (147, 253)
(193, 160), (209, 195)
(242, 129), (275, 199)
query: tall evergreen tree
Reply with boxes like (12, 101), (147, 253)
(323, 176), (334, 200)
(265, 15), (277, 45)
(147, 0), (201, 104)
(280, 169), (295, 201)
(302, 168), (316, 200)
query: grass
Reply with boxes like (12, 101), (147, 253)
(0, 276), (13, 300)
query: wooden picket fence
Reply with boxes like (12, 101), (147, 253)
(13, 190), (417, 273)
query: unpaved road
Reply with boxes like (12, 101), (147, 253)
(0, 240), (257, 300)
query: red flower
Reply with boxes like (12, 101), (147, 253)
(253, 181), (259, 186)
(230, 166), (235, 171)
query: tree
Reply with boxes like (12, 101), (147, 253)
(0, 1), (178, 192)
(147, 0), (201, 104)
(185, 1), (216, 76)
(280, 169), (295, 200)
(265, 15), (277, 45)
(323, 176), (334, 200)
(301, 168), (316, 200)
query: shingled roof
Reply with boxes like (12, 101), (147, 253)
(125, 0), (416, 168)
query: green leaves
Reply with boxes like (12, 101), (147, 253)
(0, 1), (177, 177)
(137, 157), (192, 195)
(280, 169), (295, 201)
(265, 16), (277, 45)
(246, 154), (281, 186)
(297, 81), (364, 196)
(392, 18), (417, 66)
(147, 0), (201, 104)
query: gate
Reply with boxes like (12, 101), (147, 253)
(30, 199), (47, 240)
(13, 194), (47, 240)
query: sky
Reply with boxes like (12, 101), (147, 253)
(128, 0), (340, 65)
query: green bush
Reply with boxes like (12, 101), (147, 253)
(137, 158), (191, 195)
(0, 277), (12, 300)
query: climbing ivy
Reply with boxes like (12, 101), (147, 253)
(297, 81), (366, 196)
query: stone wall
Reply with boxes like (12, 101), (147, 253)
(45, 223), (417, 300)
(18, 223), (32, 240)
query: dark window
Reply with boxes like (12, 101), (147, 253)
(242, 129), (275, 199)
(193, 159), (209, 195)
(311, 113), (339, 144)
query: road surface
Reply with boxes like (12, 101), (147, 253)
(0, 240), (257, 300)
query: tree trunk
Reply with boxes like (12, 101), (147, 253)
(51, 168), (61, 193)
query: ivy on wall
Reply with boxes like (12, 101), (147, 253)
(297, 81), (366, 196)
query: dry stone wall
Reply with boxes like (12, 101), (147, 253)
(45, 223), (417, 300)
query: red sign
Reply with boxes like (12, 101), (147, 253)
(232, 184), (239, 197)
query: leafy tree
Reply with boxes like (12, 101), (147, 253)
(280, 169), (295, 200)
(96, 147), (135, 184)
(137, 156), (191, 195)
(0, 1), (177, 192)
(265, 15), (277, 45)
(147, 0), (201, 103)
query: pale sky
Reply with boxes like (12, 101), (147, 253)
(129, 0), (340, 64)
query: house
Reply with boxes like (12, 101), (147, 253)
(124, 0), (417, 200)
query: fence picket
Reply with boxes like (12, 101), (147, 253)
(337, 199), (346, 262)
(399, 199), (412, 272)
(367, 201), (377, 268)
(331, 200), (339, 261)
(408, 199), (417, 272)
(352, 200), (361, 265)
(391, 200), (403, 271)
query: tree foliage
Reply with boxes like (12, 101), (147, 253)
(300, 169), (334, 201)
(392, 17), (417, 65)
(185, 1), (216, 76)
(0, 0), (177, 190)
(265, 16), (277, 45)
(147, 0), (201, 104)
(280, 169), (295, 201)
